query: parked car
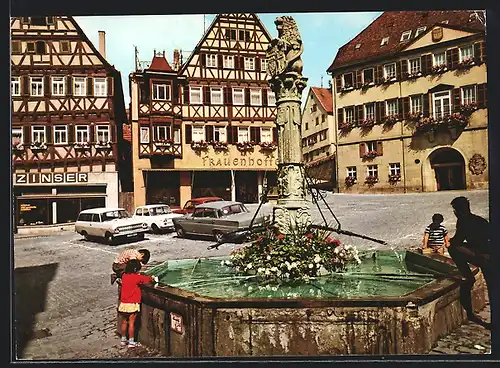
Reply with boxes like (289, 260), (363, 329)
(75, 207), (148, 244)
(171, 197), (224, 215)
(172, 200), (270, 242)
(132, 204), (184, 233)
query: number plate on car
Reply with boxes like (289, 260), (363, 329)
(127, 233), (137, 237)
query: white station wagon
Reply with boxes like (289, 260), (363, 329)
(75, 207), (148, 244)
(132, 204), (184, 233)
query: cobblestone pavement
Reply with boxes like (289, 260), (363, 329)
(12, 189), (492, 360)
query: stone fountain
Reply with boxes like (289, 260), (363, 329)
(133, 17), (488, 357)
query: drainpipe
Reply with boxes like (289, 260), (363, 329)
(399, 77), (407, 193)
(330, 73), (340, 193)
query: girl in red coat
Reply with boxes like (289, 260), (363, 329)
(118, 259), (155, 347)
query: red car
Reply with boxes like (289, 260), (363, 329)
(171, 197), (224, 215)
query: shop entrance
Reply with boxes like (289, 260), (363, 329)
(192, 171), (232, 201)
(235, 171), (258, 203)
(430, 148), (466, 191)
(146, 171), (181, 206)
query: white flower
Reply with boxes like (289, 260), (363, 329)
(334, 247), (340, 254)
(314, 254), (321, 263)
(291, 262), (297, 268)
(265, 269), (271, 276)
(284, 272), (290, 278)
(248, 286), (253, 292)
(220, 260), (225, 266)
(271, 267), (278, 272)
(267, 255), (271, 261)
(308, 263), (314, 269)
(257, 267), (265, 274)
(246, 263), (253, 269)
(285, 261), (290, 266)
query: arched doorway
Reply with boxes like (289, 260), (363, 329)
(429, 148), (466, 191)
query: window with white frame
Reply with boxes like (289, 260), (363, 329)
(32, 126), (46, 143)
(342, 73), (353, 88)
(261, 59), (268, 73)
(268, 90), (276, 106)
(459, 45), (474, 62)
(383, 63), (396, 79)
(362, 68), (374, 84)
(51, 76), (65, 96)
(233, 88), (244, 105)
(365, 103), (375, 120)
(250, 89), (262, 106)
(190, 86), (202, 104)
(12, 128), (23, 146)
(461, 86), (476, 105)
(433, 91), (451, 119)
(261, 127), (272, 143)
(173, 128), (181, 143)
(214, 126), (226, 142)
(347, 166), (357, 179)
(410, 95), (422, 113)
(206, 54), (217, 68)
(30, 77), (43, 96)
(96, 125), (110, 143)
(152, 83), (170, 101)
(415, 26), (426, 37)
(367, 164), (378, 178)
(139, 127), (149, 143)
(389, 163), (401, 176)
(53, 125), (67, 144)
(94, 77), (107, 97)
(244, 57), (255, 70)
(408, 58), (421, 74)
(386, 99), (398, 116)
(223, 55), (234, 69)
(192, 126), (205, 141)
(11, 77), (20, 96)
(400, 30), (412, 42)
(433, 52), (446, 66)
(154, 125), (170, 141)
(75, 125), (89, 143)
(344, 107), (354, 122)
(366, 141), (377, 152)
(73, 76), (87, 96)
(238, 127), (250, 143)
(380, 37), (389, 46)
(211, 87), (223, 105)
(319, 131), (327, 141)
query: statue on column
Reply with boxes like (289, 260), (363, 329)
(266, 16), (311, 233)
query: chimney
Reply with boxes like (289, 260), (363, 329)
(98, 31), (106, 59)
(173, 49), (180, 71)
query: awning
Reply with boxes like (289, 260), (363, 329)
(305, 155), (336, 181)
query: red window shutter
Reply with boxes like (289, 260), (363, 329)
(217, 55), (223, 69)
(224, 87), (232, 105)
(234, 56), (240, 70)
(46, 125), (53, 144)
(402, 97), (410, 117)
(44, 75), (50, 96)
(262, 89), (268, 106)
(272, 127), (278, 142)
(256, 127), (261, 142)
(66, 75), (73, 96)
(401, 60), (408, 79)
(226, 125), (233, 143)
(250, 126), (257, 142)
(245, 88), (250, 105)
(474, 42), (481, 64)
(87, 77), (93, 97)
(68, 124), (74, 143)
(356, 70), (362, 88)
(359, 143), (366, 157)
(205, 125), (213, 141)
(22, 75), (29, 96)
(477, 83), (485, 109)
(337, 108), (344, 125)
(240, 56), (245, 70)
(397, 98), (403, 116)
(201, 53), (206, 66)
(107, 76), (114, 96)
(451, 48), (459, 69)
(375, 102), (381, 122)
(232, 126), (238, 142)
(23, 126), (30, 144)
(446, 49), (452, 69)
(421, 55), (432, 75)
(185, 125), (192, 144)
(452, 88), (461, 112)
(376, 65), (383, 84)
(204, 86), (211, 105)
(422, 93), (430, 117)
(183, 86), (190, 104)
(356, 105), (364, 123)
(396, 61), (402, 80)
(255, 58), (261, 72)
(379, 101), (386, 119)
(335, 75), (342, 92)
(110, 124), (116, 143)
(376, 141), (383, 156)
(89, 125), (95, 142)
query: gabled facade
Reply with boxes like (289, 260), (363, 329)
(130, 13), (277, 209)
(11, 16), (128, 228)
(327, 10), (487, 193)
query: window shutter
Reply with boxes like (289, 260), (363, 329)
(477, 83), (485, 109)
(111, 124), (116, 142)
(46, 125), (53, 144)
(173, 83), (179, 104)
(22, 76), (30, 96)
(201, 53), (206, 67)
(452, 88), (461, 112)
(185, 125), (192, 144)
(421, 54), (432, 74)
(396, 61), (402, 80)
(43, 75), (50, 96)
(183, 86), (190, 104)
(356, 105), (363, 123)
(480, 41), (486, 62)
(376, 141), (383, 155)
(224, 87), (232, 105)
(335, 75), (342, 92)
(359, 143), (366, 158)
(232, 126), (238, 142)
(245, 88), (250, 106)
(107, 76), (114, 96)
(402, 97), (410, 117)
(355, 70), (362, 88)
(66, 75), (73, 96)
(422, 93), (430, 117)
(250, 126), (257, 142)
(256, 127), (261, 143)
(263, 89), (268, 106)
(234, 56), (240, 70)
(446, 49), (453, 69)
(87, 77), (93, 97)
(227, 125), (233, 143)
(397, 98), (403, 116)
(451, 48), (459, 69)
(217, 55), (223, 69)
(272, 127), (278, 142)
(89, 125), (95, 142)
(68, 124), (74, 143)
(205, 125), (213, 141)
(204, 86), (211, 105)
(240, 56), (245, 70)
(255, 58), (261, 72)
(375, 102), (381, 122)
(473, 42), (481, 64)
(337, 108), (344, 125)
(376, 65), (383, 84)
(379, 101), (386, 119)
(23, 126), (30, 144)
(353, 105), (358, 123)
(401, 60), (408, 79)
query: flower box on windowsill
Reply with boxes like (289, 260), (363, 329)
(388, 174), (401, 183)
(74, 142), (91, 150)
(345, 176), (357, 187)
(191, 140), (209, 150)
(407, 72), (422, 79)
(339, 121), (355, 132)
(30, 142), (48, 151)
(361, 151), (379, 160)
(360, 118), (376, 129)
(361, 81), (374, 89)
(431, 65), (448, 74)
(259, 141), (277, 151)
(457, 58), (475, 69)
(382, 77), (397, 84)
(236, 141), (255, 152)
(459, 103), (478, 116)
(340, 85), (354, 93)
(382, 114), (399, 126)
(364, 175), (379, 185)
(210, 141), (229, 150)
(407, 112), (423, 122)
(12, 143), (24, 151)
(154, 139), (174, 147)
(95, 141), (112, 150)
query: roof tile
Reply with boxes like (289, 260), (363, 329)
(148, 55), (173, 72)
(310, 87), (333, 114)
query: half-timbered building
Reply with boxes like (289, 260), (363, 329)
(131, 13), (277, 209)
(11, 16), (128, 229)
(327, 10), (487, 193)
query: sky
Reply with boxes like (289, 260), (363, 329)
(74, 12), (382, 107)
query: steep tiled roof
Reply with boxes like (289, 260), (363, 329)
(311, 87), (333, 114)
(148, 55), (173, 72)
(328, 10), (485, 72)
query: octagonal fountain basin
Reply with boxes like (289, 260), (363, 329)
(136, 251), (487, 357)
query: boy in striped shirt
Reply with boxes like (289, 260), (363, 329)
(422, 213), (450, 255)
(111, 248), (150, 285)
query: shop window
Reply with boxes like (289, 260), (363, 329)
(56, 198), (81, 224)
(56, 185), (107, 194)
(17, 198), (50, 226)
(80, 197), (106, 211)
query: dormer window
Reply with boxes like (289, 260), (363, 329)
(355, 43), (361, 49)
(381, 37), (389, 46)
(400, 30), (412, 42)
(441, 20), (449, 24)
(415, 26), (427, 37)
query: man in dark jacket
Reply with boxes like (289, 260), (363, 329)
(448, 196), (491, 328)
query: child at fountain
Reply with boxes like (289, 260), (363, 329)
(118, 259), (156, 347)
(422, 213), (450, 255)
(111, 248), (150, 285)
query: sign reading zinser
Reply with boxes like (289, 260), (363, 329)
(15, 172), (89, 185)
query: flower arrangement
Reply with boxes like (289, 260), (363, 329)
(340, 84), (353, 92)
(225, 225), (361, 283)
(74, 141), (91, 150)
(364, 175), (379, 184)
(460, 102), (478, 116)
(407, 111), (423, 122)
(12, 141), (23, 150)
(210, 140), (229, 150)
(339, 121), (355, 132)
(190, 140), (209, 150)
(388, 173), (401, 183)
(95, 140), (112, 148)
(361, 80), (374, 89)
(383, 75), (397, 84)
(259, 141), (278, 150)
(443, 113), (468, 128)
(360, 118), (375, 129)
(236, 141), (255, 151)
(361, 150), (378, 160)
(431, 64), (448, 74)
(407, 71), (422, 79)
(155, 138), (174, 147)
(345, 176), (356, 187)
(30, 141), (48, 150)
(415, 116), (439, 132)
(382, 114), (399, 126)
(457, 58), (474, 69)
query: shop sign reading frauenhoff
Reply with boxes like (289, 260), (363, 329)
(15, 172), (89, 185)
(202, 155), (278, 168)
